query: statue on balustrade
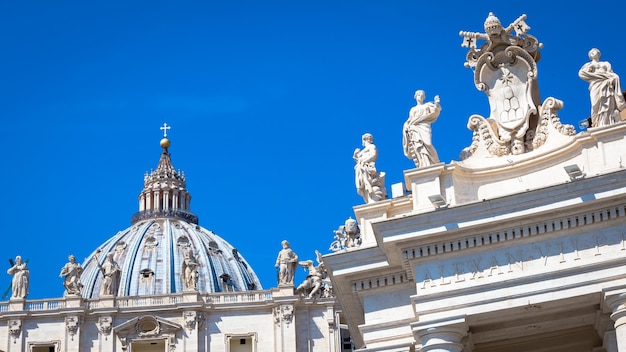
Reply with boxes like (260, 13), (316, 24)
(578, 48), (626, 127)
(275, 240), (298, 285)
(60, 254), (83, 295)
(353, 133), (387, 203)
(7, 255), (29, 299)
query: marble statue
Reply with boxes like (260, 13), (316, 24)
(96, 252), (121, 296)
(578, 48), (626, 127)
(59, 254), (83, 295)
(403, 90), (441, 167)
(353, 133), (387, 203)
(182, 249), (199, 290)
(296, 251), (327, 299)
(458, 13), (574, 159)
(330, 217), (361, 252)
(7, 256), (29, 299)
(275, 240), (298, 285)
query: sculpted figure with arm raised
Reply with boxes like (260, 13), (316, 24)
(403, 90), (441, 167)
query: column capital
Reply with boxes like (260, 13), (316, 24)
(603, 286), (626, 327)
(411, 316), (468, 352)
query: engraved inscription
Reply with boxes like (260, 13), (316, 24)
(416, 231), (624, 292)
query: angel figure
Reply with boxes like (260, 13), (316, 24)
(295, 251), (327, 299)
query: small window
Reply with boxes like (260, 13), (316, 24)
(226, 334), (255, 352)
(32, 348), (55, 352)
(28, 341), (60, 352)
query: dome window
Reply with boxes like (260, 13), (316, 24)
(140, 269), (154, 279)
(177, 236), (190, 251)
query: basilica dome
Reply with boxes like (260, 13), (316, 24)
(79, 131), (262, 298)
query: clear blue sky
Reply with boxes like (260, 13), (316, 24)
(1, 1), (623, 299)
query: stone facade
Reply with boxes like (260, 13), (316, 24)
(0, 288), (342, 351)
(0, 131), (346, 352)
(323, 12), (626, 352)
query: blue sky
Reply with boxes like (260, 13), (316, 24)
(1, 1), (624, 299)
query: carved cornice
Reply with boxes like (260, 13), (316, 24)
(403, 203), (626, 262)
(351, 271), (410, 293)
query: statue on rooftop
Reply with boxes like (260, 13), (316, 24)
(353, 133), (387, 203)
(459, 13), (574, 159)
(403, 90), (441, 167)
(7, 255), (29, 299)
(275, 240), (298, 285)
(578, 48), (626, 127)
(296, 250), (328, 299)
(330, 217), (361, 252)
(59, 254), (83, 295)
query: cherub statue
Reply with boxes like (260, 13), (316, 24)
(353, 133), (387, 203)
(579, 48), (626, 127)
(295, 250), (327, 299)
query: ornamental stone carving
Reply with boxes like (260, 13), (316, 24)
(98, 316), (113, 339)
(65, 316), (80, 340)
(183, 311), (200, 331)
(8, 319), (21, 343)
(114, 315), (182, 352)
(330, 217), (361, 252)
(273, 304), (294, 325)
(459, 13), (574, 159)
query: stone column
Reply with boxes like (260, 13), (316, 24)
(164, 190), (170, 210)
(412, 317), (469, 352)
(604, 288), (626, 352)
(146, 192), (152, 211)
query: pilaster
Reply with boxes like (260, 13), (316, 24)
(272, 287), (298, 352)
(183, 310), (200, 352)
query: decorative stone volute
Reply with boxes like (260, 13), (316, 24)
(459, 13), (575, 159)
